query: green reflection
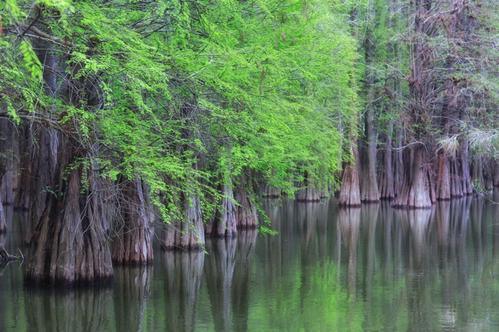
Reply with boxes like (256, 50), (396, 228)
(1, 196), (499, 331)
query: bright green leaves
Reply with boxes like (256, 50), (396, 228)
(1, 0), (25, 23)
(35, 0), (73, 13)
(2, 95), (21, 124)
(169, 0), (359, 192)
(19, 41), (43, 81)
(1, 0), (363, 220)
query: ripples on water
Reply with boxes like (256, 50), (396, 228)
(1, 193), (499, 332)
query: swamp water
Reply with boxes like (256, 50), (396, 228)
(1, 194), (499, 331)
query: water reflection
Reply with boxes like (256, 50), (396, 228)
(233, 230), (257, 332)
(162, 251), (204, 332)
(205, 238), (237, 332)
(205, 231), (257, 332)
(113, 267), (152, 332)
(338, 207), (361, 298)
(0, 197), (498, 331)
(24, 288), (113, 332)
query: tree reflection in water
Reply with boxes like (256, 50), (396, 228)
(0, 197), (498, 331)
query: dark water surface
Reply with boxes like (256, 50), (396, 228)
(1, 194), (499, 331)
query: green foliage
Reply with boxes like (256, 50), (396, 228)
(1, 0), (360, 220)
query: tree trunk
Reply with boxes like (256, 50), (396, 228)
(436, 152), (451, 200)
(471, 155), (485, 193)
(206, 184), (237, 238)
(392, 146), (433, 208)
(296, 171), (322, 202)
(0, 150), (5, 234)
(0, 196), (5, 234)
(484, 158), (494, 191)
(449, 156), (462, 197)
(338, 147), (361, 206)
(25, 138), (114, 285)
(14, 125), (35, 211)
(360, 109), (380, 202)
(161, 194), (205, 250)
(460, 142), (473, 195)
(0, 118), (17, 233)
(0, 119), (18, 206)
(262, 184), (281, 198)
(393, 126), (405, 195)
(380, 121), (395, 199)
(112, 178), (154, 265)
(235, 186), (258, 229)
(296, 187), (321, 202)
(494, 160), (499, 187)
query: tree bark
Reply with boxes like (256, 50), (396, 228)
(393, 126), (405, 195)
(296, 187), (321, 202)
(0, 119), (18, 206)
(338, 147), (361, 206)
(460, 142), (473, 195)
(261, 184), (281, 198)
(360, 109), (380, 202)
(235, 186), (258, 229)
(0, 197), (5, 234)
(25, 140), (114, 285)
(112, 178), (154, 265)
(161, 194), (205, 250)
(436, 152), (451, 200)
(206, 184), (237, 238)
(471, 155), (485, 193)
(392, 146), (433, 208)
(14, 125), (35, 211)
(494, 160), (499, 187)
(380, 121), (395, 199)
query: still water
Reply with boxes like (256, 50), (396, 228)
(1, 194), (499, 331)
